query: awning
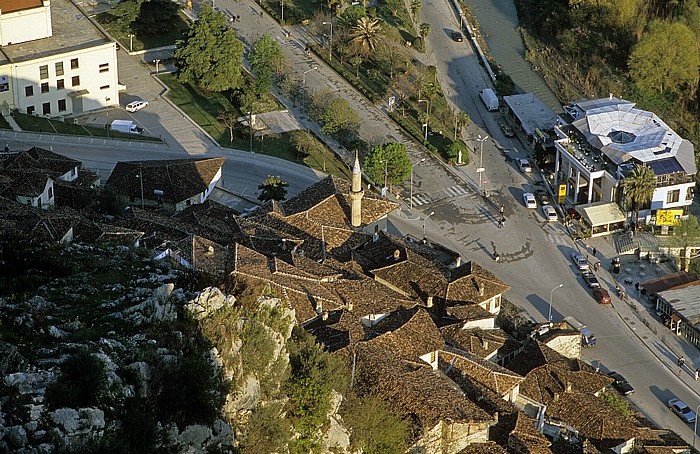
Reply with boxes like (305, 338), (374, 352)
(68, 89), (89, 98)
(577, 202), (626, 228)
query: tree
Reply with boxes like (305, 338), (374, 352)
(342, 394), (409, 454)
(319, 97), (361, 140)
(621, 165), (656, 225)
(410, 0), (422, 21)
(249, 34), (285, 94)
(377, 28), (409, 80)
(419, 22), (431, 38)
(174, 6), (245, 92)
(218, 110), (237, 145)
(135, 0), (180, 34)
(258, 176), (289, 202)
(337, 5), (366, 30)
(350, 17), (383, 56)
(290, 130), (324, 159)
(445, 140), (468, 164)
(385, 0), (402, 16)
(628, 20), (700, 96)
(454, 111), (470, 140)
(669, 216), (700, 271)
(363, 142), (412, 190)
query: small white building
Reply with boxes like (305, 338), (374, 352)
(554, 97), (696, 226)
(0, 0), (119, 117)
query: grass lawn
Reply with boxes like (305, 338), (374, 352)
(11, 112), (163, 142)
(159, 73), (351, 180)
(95, 10), (191, 52)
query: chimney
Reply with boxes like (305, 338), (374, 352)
(553, 392), (559, 401)
(483, 340), (489, 350)
(478, 282), (484, 296)
(315, 299), (323, 314)
(566, 382), (572, 393)
(347, 302), (354, 311)
(426, 296), (434, 307)
(455, 255), (461, 267)
(393, 249), (401, 260)
(609, 93), (613, 100)
(322, 311), (329, 321)
(494, 412), (498, 423)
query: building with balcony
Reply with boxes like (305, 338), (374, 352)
(0, 0), (119, 117)
(553, 97), (695, 234)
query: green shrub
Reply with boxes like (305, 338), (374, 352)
(46, 348), (107, 409)
(600, 391), (634, 418)
(342, 394), (409, 454)
(412, 36), (424, 52)
(445, 140), (468, 163)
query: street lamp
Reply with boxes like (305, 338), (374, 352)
(302, 66), (318, 113)
(379, 159), (388, 193)
(281, 0), (285, 24)
(410, 158), (426, 209)
(128, 33), (135, 52)
(322, 21), (333, 61)
(477, 134), (488, 193)
(423, 211), (434, 242)
(153, 59), (161, 75)
(418, 99), (429, 142)
(548, 283), (563, 326)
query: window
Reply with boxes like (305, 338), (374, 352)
(70, 58), (79, 69)
(99, 63), (109, 73)
(42, 102), (50, 115)
(41, 82), (49, 93)
(25, 85), (34, 97)
(58, 99), (66, 112)
(55, 62), (64, 76)
(667, 189), (680, 204)
(48, 187), (53, 200)
(71, 76), (80, 87)
(100, 84), (110, 90)
(39, 65), (49, 80)
(26, 106), (35, 115)
(56, 79), (64, 90)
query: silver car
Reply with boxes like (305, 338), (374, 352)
(668, 398), (696, 423)
(571, 252), (589, 271)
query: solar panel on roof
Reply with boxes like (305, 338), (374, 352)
(648, 158), (683, 175)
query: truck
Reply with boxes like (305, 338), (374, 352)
(564, 315), (597, 348)
(110, 120), (142, 135)
(479, 88), (499, 111)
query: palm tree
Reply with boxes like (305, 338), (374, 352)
(621, 164), (656, 227)
(350, 17), (383, 56)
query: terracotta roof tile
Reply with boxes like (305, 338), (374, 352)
(441, 326), (507, 358)
(518, 364), (613, 406)
(365, 306), (444, 358)
(508, 412), (552, 454)
(446, 304), (496, 323)
(439, 348), (524, 397)
(106, 158), (225, 203)
(506, 340), (595, 377)
(306, 309), (366, 352)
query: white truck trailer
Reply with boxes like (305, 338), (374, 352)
(479, 88), (499, 111)
(110, 120), (142, 135)
(564, 315), (597, 348)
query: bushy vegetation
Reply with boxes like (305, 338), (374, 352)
(341, 394), (409, 453)
(46, 348), (108, 409)
(600, 390), (634, 418)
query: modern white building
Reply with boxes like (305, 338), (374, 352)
(0, 0), (119, 117)
(554, 97), (696, 230)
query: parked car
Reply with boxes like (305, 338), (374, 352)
(543, 205), (558, 222)
(668, 398), (696, 423)
(500, 122), (515, 137)
(126, 100), (148, 112)
(571, 252), (589, 271)
(451, 31), (463, 42)
(607, 372), (634, 395)
(582, 272), (600, 288)
(593, 287), (611, 304)
(518, 158), (532, 173)
(523, 193), (537, 209)
(536, 190), (551, 206)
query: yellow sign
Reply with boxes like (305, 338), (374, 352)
(558, 184), (566, 204)
(656, 209), (683, 225)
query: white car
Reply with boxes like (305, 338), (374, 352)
(518, 158), (532, 173)
(543, 205), (557, 222)
(523, 193), (537, 209)
(126, 100), (148, 112)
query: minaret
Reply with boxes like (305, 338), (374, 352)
(349, 152), (364, 227)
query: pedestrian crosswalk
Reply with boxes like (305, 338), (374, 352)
(410, 186), (470, 207)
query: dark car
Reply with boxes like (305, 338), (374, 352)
(582, 272), (600, 288)
(607, 371), (634, 395)
(452, 31), (463, 42)
(536, 190), (551, 206)
(593, 287), (611, 304)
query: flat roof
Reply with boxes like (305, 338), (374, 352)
(577, 201), (626, 227)
(641, 271), (700, 295)
(660, 286), (700, 325)
(0, 0), (43, 13)
(0, 0), (110, 65)
(503, 93), (564, 136)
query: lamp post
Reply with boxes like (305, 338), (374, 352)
(153, 59), (161, 75)
(548, 283), (563, 326)
(302, 66), (318, 113)
(379, 159), (388, 193)
(281, 0), (285, 24)
(477, 134), (488, 193)
(322, 21), (333, 61)
(128, 33), (135, 52)
(418, 99), (429, 142)
(410, 158), (426, 209)
(423, 211), (434, 242)
(136, 164), (145, 210)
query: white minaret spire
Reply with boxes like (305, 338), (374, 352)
(349, 152), (364, 227)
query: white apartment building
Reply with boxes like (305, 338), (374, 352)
(554, 97), (696, 228)
(0, 0), (119, 117)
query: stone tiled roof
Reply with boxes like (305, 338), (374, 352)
(445, 262), (511, 304)
(351, 342), (494, 429)
(0, 147), (79, 178)
(174, 201), (243, 237)
(106, 158), (225, 203)
(365, 306), (444, 358)
(441, 326), (507, 358)
(508, 412), (551, 454)
(352, 231), (441, 271)
(175, 235), (230, 275)
(2, 170), (50, 197)
(457, 442), (509, 454)
(73, 220), (144, 245)
(518, 364), (613, 406)
(306, 309), (366, 352)
(439, 347), (524, 397)
(506, 340), (595, 377)
(331, 275), (415, 318)
(0, 199), (79, 242)
(445, 304), (495, 322)
(547, 393), (639, 450)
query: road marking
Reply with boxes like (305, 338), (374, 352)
(444, 186), (469, 198)
(410, 194), (432, 206)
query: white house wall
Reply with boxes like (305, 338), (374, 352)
(650, 182), (695, 211)
(0, 2), (52, 46)
(7, 43), (118, 116)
